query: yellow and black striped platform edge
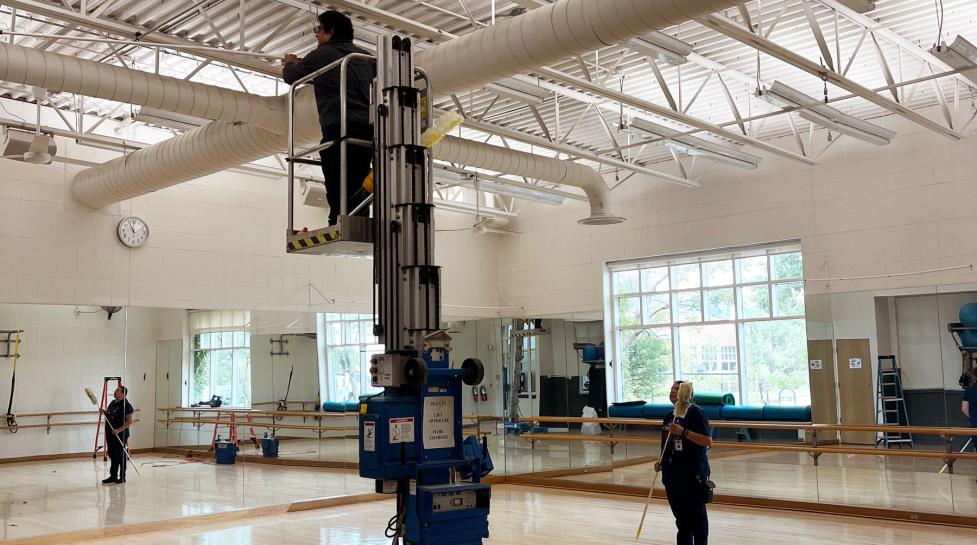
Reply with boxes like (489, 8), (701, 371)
(287, 229), (342, 251)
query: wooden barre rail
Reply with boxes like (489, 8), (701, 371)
(520, 416), (806, 431)
(9, 409), (142, 419)
(517, 433), (977, 462)
(160, 408), (500, 421)
(158, 407), (347, 418)
(517, 416), (977, 437)
(1, 419), (141, 434)
(156, 418), (356, 432)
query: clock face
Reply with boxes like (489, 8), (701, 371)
(117, 217), (150, 248)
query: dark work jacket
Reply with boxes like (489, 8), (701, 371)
(965, 383), (977, 428)
(282, 40), (374, 141)
(105, 399), (134, 442)
(660, 404), (711, 481)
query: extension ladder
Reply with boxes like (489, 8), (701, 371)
(875, 355), (914, 449)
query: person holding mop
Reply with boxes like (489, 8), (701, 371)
(655, 381), (713, 545)
(101, 386), (134, 484)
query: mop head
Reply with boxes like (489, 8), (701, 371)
(674, 382), (694, 419)
(84, 387), (98, 406)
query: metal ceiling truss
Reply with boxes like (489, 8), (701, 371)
(1, 0), (975, 204)
(700, 2), (965, 141)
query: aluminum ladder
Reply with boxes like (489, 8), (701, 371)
(875, 355), (914, 449)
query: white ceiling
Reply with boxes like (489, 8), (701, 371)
(0, 0), (975, 195)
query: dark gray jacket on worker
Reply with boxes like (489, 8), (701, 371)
(282, 40), (374, 141)
(105, 399), (134, 442)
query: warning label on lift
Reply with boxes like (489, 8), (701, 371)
(389, 417), (415, 444)
(363, 422), (376, 452)
(423, 396), (455, 450)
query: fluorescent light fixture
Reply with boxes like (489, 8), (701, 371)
(134, 107), (208, 131)
(837, 0), (876, 13)
(757, 81), (896, 145)
(628, 117), (762, 169)
(434, 165), (566, 205)
(477, 180), (564, 206)
(433, 168), (470, 183)
(932, 35), (977, 86)
(628, 31), (694, 66)
(435, 163), (587, 202)
(485, 77), (550, 104)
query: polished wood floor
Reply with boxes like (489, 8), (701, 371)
(6, 438), (975, 541)
(67, 485), (977, 545)
(0, 453), (371, 541)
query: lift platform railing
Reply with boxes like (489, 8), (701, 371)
(285, 52), (377, 256)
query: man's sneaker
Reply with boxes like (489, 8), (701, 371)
(101, 477), (117, 485)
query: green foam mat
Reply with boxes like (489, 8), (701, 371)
(693, 392), (736, 406)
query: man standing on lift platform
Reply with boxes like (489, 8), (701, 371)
(283, 11), (375, 226)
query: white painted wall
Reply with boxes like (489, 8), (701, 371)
(251, 335), (319, 407)
(894, 295), (944, 389)
(0, 304), (178, 459)
(498, 112), (977, 316)
(449, 320), (504, 418)
(894, 291), (977, 390)
(0, 109), (502, 317)
(249, 310), (319, 409)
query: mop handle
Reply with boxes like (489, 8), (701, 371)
(939, 437), (973, 474)
(634, 431), (672, 541)
(102, 415), (141, 476)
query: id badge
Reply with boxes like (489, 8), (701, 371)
(673, 438), (683, 452)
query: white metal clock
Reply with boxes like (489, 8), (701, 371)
(117, 216), (150, 248)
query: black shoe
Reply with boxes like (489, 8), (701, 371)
(101, 477), (118, 484)
(116, 478), (126, 484)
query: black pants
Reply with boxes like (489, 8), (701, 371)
(320, 127), (374, 225)
(107, 432), (127, 481)
(663, 476), (708, 545)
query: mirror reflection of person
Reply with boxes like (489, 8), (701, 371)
(101, 386), (134, 485)
(963, 367), (977, 454)
(104, 481), (126, 526)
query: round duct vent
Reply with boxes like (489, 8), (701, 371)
(22, 151), (52, 165)
(578, 214), (627, 226)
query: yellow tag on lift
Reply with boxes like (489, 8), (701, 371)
(360, 404), (368, 414)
